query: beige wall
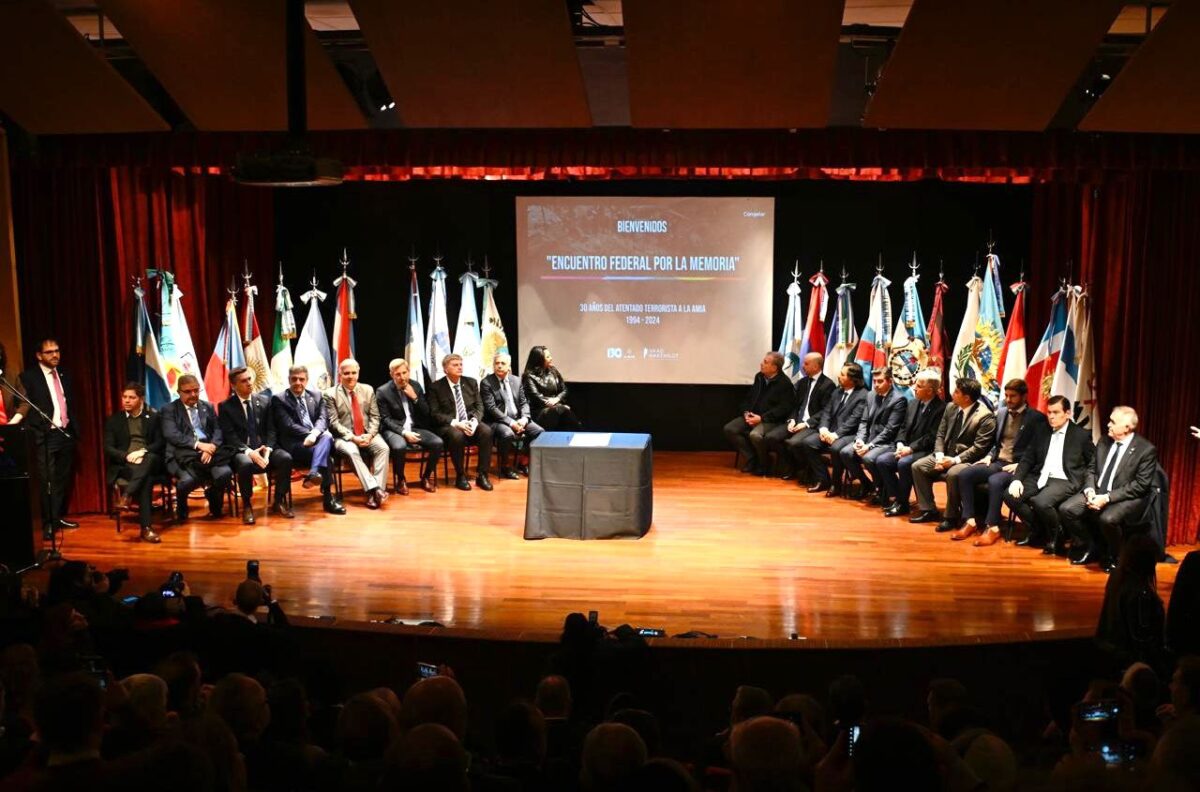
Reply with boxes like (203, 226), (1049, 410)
(0, 127), (20, 376)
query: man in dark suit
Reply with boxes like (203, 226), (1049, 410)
(841, 366), (907, 500)
(1003, 395), (1095, 555)
(799, 362), (868, 495)
(951, 378), (1048, 545)
(11, 338), (78, 536)
(218, 367), (293, 525)
(873, 369), (946, 516)
(481, 352), (543, 480)
(723, 351), (795, 476)
(764, 352), (835, 481)
(271, 364), (344, 515)
(161, 373), (234, 521)
(1059, 406), (1157, 572)
(910, 378), (997, 531)
(377, 357), (443, 494)
(103, 382), (165, 543)
(427, 353), (493, 491)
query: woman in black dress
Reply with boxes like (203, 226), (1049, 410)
(521, 346), (580, 431)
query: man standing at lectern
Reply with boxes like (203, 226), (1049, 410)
(11, 338), (78, 538)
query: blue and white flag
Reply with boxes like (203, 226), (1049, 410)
(405, 266), (428, 387)
(1051, 286), (1083, 410)
(853, 272), (892, 382)
(453, 268), (484, 380)
(128, 282), (172, 408)
(777, 269), (805, 381)
(973, 253), (1007, 407)
(295, 278), (333, 389)
(823, 280), (858, 380)
(149, 269), (205, 400)
(887, 267), (929, 399)
(426, 262), (452, 382)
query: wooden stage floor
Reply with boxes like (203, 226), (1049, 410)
(58, 451), (1191, 647)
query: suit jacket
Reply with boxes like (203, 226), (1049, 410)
(522, 368), (569, 415)
(988, 406), (1048, 463)
(855, 388), (907, 446)
(896, 396), (946, 452)
(323, 383), (382, 441)
(160, 399), (223, 465)
(790, 374), (836, 424)
(103, 409), (164, 484)
(819, 386), (868, 438)
(218, 392), (277, 458)
(15, 365), (75, 436)
(1015, 420), (1095, 490)
(1088, 434), (1157, 504)
(480, 373), (531, 424)
(271, 388), (328, 446)
(739, 372), (794, 424)
(377, 379), (435, 436)
(933, 401), (997, 464)
(427, 376), (484, 428)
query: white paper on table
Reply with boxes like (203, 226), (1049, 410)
(568, 433), (612, 447)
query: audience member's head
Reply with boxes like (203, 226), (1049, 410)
(853, 718), (939, 792)
(1172, 656), (1200, 718)
(535, 674), (572, 719)
(372, 686), (403, 726)
(337, 691), (398, 763)
(1168, 551), (1200, 656)
(610, 708), (661, 757)
(1122, 662), (1163, 732)
(33, 672), (105, 755)
(731, 685), (773, 726)
(267, 678), (312, 744)
(560, 612), (597, 650)
(774, 693), (827, 739)
(631, 757), (699, 792)
(208, 673), (270, 743)
(384, 723), (469, 792)
(927, 678), (969, 737)
(958, 733), (1017, 792)
(581, 722), (647, 791)
(118, 673), (170, 733)
(234, 580), (268, 616)
(729, 715), (803, 792)
(1114, 532), (1161, 591)
(494, 700), (547, 767)
(829, 675), (867, 728)
(155, 651), (203, 720)
(400, 676), (468, 741)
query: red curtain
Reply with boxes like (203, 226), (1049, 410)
(11, 166), (274, 512)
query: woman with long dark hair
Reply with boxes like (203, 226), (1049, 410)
(521, 346), (580, 431)
(1096, 532), (1167, 673)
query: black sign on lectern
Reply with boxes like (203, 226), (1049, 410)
(0, 425), (40, 569)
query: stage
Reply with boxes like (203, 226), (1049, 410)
(54, 451), (1189, 647)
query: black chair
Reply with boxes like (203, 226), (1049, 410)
(109, 475), (174, 534)
(392, 446), (429, 492)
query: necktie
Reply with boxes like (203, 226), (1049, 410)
(244, 400), (259, 447)
(296, 393), (313, 429)
(453, 383), (468, 421)
(948, 407), (966, 447)
(1098, 441), (1123, 493)
(502, 378), (517, 419)
(52, 369), (68, 427)
(190, 405), (207, 440)
(350, 389), (365, 435)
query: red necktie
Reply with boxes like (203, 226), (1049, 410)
(52, 369), (68, 427)
(350, 388), (365, 435)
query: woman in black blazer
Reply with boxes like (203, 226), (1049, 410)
(521, 346), (580, 431)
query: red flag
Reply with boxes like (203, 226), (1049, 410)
(332, 254), (357, 366)
(926, 279), (950, 396)
(997, 281), (1027, 388)
(203, 297), (245, 409)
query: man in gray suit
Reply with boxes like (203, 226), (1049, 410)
(480, 352), (543, 479)
(323, 358), (389, 509)
(909, 377), (997, 531)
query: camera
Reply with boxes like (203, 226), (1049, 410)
(160, 571), (185, 598)
(416, 661), (439, 679)
(247, 560), (260, 582)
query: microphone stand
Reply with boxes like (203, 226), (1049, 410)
(0, 374), (71, 562)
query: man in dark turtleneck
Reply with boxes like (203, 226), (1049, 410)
(103, 382), (165, 543)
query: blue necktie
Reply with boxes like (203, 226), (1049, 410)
(190, 405), (207, 441)
(296, 393), (313, 430)
(244, 400), (259, 447)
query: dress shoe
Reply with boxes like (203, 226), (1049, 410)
(323, 497), (346, 515)
(1070, 548), (1096, 566)
(806, 482), (829, 493)
(864, 492), (882, 507)
(1101, 558), (1119, 574)
(936, 518), (962, 534)
(365, 489), (381, 509)
(243, 510), (256, 525)
(395, 478), (410, 496)
(270, 502), (295, 519)
(950, 523), (978, 541)
(1043, 537), (1067, 556)
(973, 528), (1003, 547)
(779, 471), (796, 480)
(884, 502), (911, 518)
(422, 477), (437, 493)
(476, 474), (494, 492)
(517, 464), (529, 475)
(825, 487), (841, 498)
(176, 504), (190, 523)
(56, 518), (80, 530)
(140, 526), (161, 544)
(908, 510), (941, 524)
(501, 467), (520, 480)
(1015, 533), (1044, 548)
(740, 462), (759, 474)
(455, 477), (472, 491)
(857, 484), (877, 503)
(117, 493), (132, 510)
(378, 490), (390, 505)
(302, 473), (322, 490)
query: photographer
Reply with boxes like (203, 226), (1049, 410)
(203, 574), (293, 678)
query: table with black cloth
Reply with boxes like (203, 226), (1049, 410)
(524, 432), (652, 540)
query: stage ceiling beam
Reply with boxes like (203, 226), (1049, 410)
(347, 0), (591, 128)
(1080, 0), (1200, 133)
(863, 0), (1124, 131)
(97, 0), (365, 132)
(623, 0), (845, 129)
(0, 0), (168, 134)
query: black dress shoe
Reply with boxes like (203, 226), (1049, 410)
(779, 471), (796, 480)
(422, 477), (437, 493)
(1015, 533), (1044, 548)
(935, 519), (961, 533)
(455, 477), (472, 491)
(243, 510), (256, 525)
(1070, 549), (1096, 566)
(323, 497), (346, 515)
(501, 468), (520, 480)
(517, 464), (529, 476)
(857, 485), (877, 503)
(56, 518), (80, 530)
(806, 482), (829, 494)
(302, 473), (322, 490)
(140, 527), (161, 544)
(884, 502), (911, 518)
(908, 510), (941, 524)
(1101, 558), (1119, 574)
(476, 474), (494, 492)
(825, 487), (841, 498)
(864, 492), (882, 506)
(270, 502), (295, 519)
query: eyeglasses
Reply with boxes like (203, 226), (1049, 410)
(179, 388), (200, 395)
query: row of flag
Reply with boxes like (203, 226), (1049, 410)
(776, 254), (1098, 441)
(127, 252), (511, 413)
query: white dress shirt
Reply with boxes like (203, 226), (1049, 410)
(1037, 425), (1070, 488)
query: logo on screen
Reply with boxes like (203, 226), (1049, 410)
(606, 347), (624, 359)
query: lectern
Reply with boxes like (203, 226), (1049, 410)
(0, 425), (40, 568)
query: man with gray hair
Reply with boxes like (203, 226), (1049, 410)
(323, 358), (389, 509)
(872, 368), (945, 515)
(480, 353), (543, 479)
(723, 351), (795, 476)
(1059, 405), (1158, 571)
(377, 358), (443, 494)
(427, 353), (493, 491)
(272, 364), (344, 514)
